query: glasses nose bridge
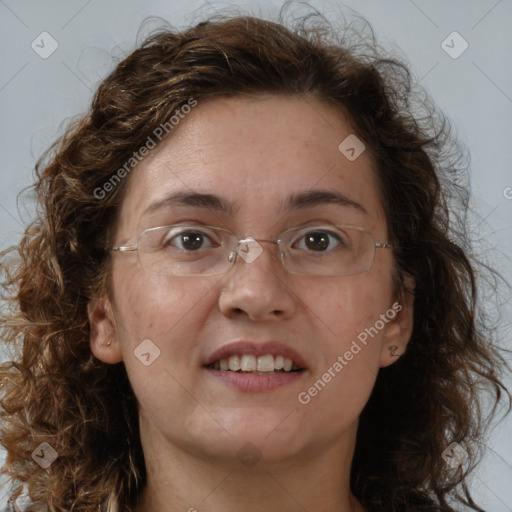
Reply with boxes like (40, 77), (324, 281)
(228, 235), (283, 266)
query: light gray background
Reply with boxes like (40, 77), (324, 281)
(0, 0), (511, 510)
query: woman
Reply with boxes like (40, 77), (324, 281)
(0, 5), (510, 512)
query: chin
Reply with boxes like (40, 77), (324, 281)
(198, 413), (307, 459)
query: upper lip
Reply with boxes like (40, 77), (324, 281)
(203, 341), (308, 369)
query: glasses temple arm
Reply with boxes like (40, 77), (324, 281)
(106, 245), (138, 252)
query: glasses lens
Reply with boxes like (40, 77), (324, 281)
(137, 225), (235, 276)
(281, 225), (375, 276)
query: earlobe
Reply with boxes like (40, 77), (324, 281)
(88, 297), (124, 364)
(379, 274), (415, 368)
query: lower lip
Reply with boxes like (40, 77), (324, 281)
(204, 368), (306, 392)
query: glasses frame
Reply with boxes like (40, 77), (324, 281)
(106, 224), (395, 277)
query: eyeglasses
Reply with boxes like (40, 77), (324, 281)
(106, 224), (395, 277)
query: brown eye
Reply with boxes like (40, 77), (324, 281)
(306, 232), (329, 251)
(163, 229), (215, 251)
(179, 232), (207, 251)
(294, 230), (342, 252)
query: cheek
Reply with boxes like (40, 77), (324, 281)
(308, 271), (392, 340)
(296, 276), (392, 428)
(110, 265), (216, 359)
(304, 271), (392, 380)
(109, 268), (228, 427)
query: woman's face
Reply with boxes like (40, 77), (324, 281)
(89, 94), (413, 464)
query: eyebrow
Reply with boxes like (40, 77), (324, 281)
(142, 189), (367, 217)
(284, 190), (367, 215)
(143, 191), (237, 217)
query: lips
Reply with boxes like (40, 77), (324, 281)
(203, 340), (308, 370)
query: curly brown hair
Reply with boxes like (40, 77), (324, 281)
(1, 4), (510, 512)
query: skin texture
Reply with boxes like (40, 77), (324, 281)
(88, 95), (414, 512)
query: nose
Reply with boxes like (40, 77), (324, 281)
(218, 239), (297, 322)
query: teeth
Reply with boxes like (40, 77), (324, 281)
(240, 355), (257, 371)
(212, 354), (300, 373)
(228, 355), (240, 371)
(257, 354), (274, 372)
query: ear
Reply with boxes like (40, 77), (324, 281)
(88, 295), (124, 364)
(379, 274), (415, 368)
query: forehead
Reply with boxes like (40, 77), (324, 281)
(116, 94), (386, 234)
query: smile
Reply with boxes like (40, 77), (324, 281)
(205, 354), (302, 373)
